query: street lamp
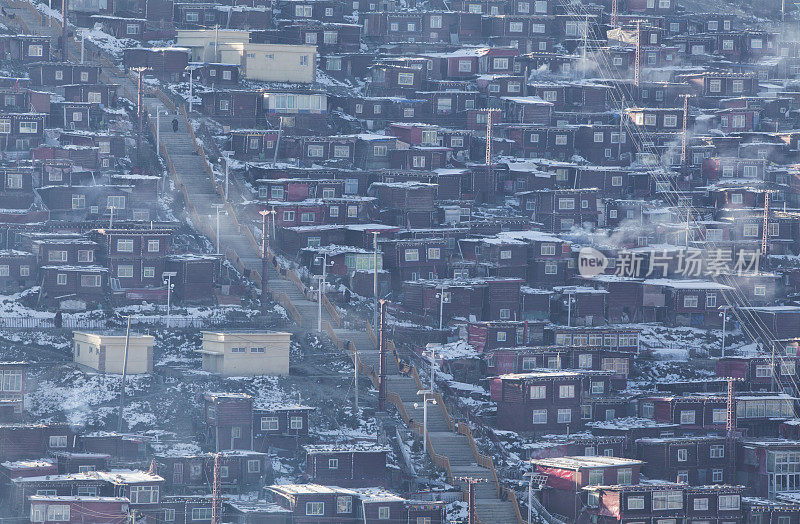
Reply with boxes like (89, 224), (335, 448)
(563, 288), (576, 327)
(314, 254), (334, 332)
(523, 471), (549, 524)
(435, 285), (450, 332)
(211, 203), (226, 255)
(372, 231), (380, 336)
(424, 343), (438, 393)
(162, 271), (177, 328)
(221, 150), (234, 202)
(414, 389), (437, 454)
(719, 306), (730, 358)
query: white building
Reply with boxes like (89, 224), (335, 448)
(197, 331), (291, 377)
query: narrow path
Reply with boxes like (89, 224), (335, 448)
(1, 5), (522, 518)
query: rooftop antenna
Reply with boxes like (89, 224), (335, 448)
(211, 453), (222, 524)
(611, 0), (618, 29)
(762, 190), (771, 258)
(634, 20), (641, 87)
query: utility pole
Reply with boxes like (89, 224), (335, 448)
(353, 347), (359, 413)
(485, 109), (501, 195)
(611, 0), (618, 29)
(131, 67), (148, 166)
(61, 0), (68, 62)
(80, 30), (85, 63)
(634, 20), (641, 87)
(188, 67), (194, 113)
(455, 477), (487, 524)
(117, 315), (131, 433)
(259, 209), (274, 308)
(212, 203), (225, 255)
(618, 95), (625, 161)
(378, 299), (387, 412)
(725, 377), (737, 484)
(681, 94), (690, 169)
(211, 453), (222, 524)
(372, 231), (380, 338)
(762, 190), (771, 257)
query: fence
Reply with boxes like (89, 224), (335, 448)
(0, 315), (264, 330)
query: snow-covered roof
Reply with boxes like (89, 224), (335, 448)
(267, 483), (359, 495)
(304, 443), (389, 454)
(643, 278), (734, 290)
(532, 455), (643, 470)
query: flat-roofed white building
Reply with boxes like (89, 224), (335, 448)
(73, 332), (154, 374)
(198, 331), (291, 377)
(219, 43), (316, 83)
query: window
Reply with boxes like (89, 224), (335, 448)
(719, 494), (740, 510)
(130, 485), (159, 504)
(290, 416), (303, 429)
(404, 249), (419, 262)
(282, 211), (295, 222)
(147, 239), (160, 252)
(407, 22), (415, 31)
(48, 250), (68, 262)
(301, 212), (315, 223)
(694, 497), (709, 510)
(652, 491), (683, 510)
(117, 239), (134, 253)
(558, 198), (575, 210)
(677, 448), (688, 462)
(373, 145), (388, 156)
(430, 15), (442, 28)
(628, 496), (645, 510)
(709, 79), (722, 93)
(45, 506), (70, 522)
(664, 115), (678, 127)
(683, 295), (698, 308)
(308, 145), (324, 158)
(19, 121), (37, 134)
(743, 224), (759, 237)
(545, 262), (557, 275)
(231, 347), (247, 353)
(588, 469), (603, 485)
(530, 385), (546, 399)
(191, 508), (212, 520)
(499, 308), (511, 320)
(56, 273), (67, 285)
(591, 381), (604, 395)
(329, 458), (339, 469)
(680, 410), (696, 424)
(617, 468), (632, 484)
(532, 409), (547, 424)
(496, 332), (507, 342)
(555, 135), (568, 146)
(557, 408), (572, 423)
(559, 385), (575, 398)
(81, 275), (101, 287)
(164, 509), (176, 522)
(509, 22), (523, 33)
(19, 266), (29, 277)
(713, 469), (724, 482)
(261, 416), (279, 430)
(710, 444), (725, 458)
(378, 506), (390, 519)
(706, 294), (717, 308)
(398, 73), (415, 86)
(713, 408), (727, 423)
(403, 107), (415, 117)
(337, 496), (352, 514)
(107, 195), (125, 209)
(49, 435), (67, 448)
(323, 31), (337, 44)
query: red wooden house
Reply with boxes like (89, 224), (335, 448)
(585, 484), (744, 524)
(28, 495), (129, 523)
(253, 404), (315, 451)
(635, 436), (731, 485)
(304, 443), (389, 487)
(204, 392), (253, 452)
(533, 456), (643, 520)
